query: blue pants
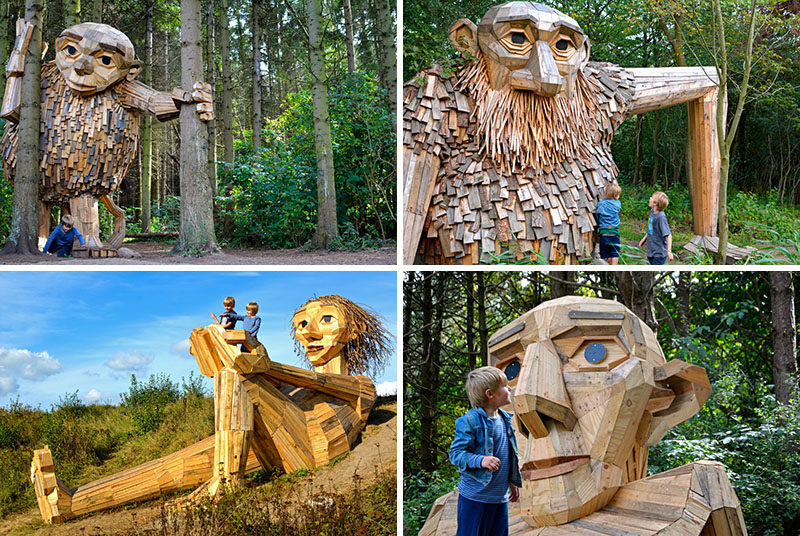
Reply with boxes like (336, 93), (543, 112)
(47, 242), (73, 257)
(599, 233), (620, 259)
(648, 255), (667, 265)
(456, 495), (508, 536)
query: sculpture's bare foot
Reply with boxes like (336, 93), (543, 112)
(30, 446), (73, 523)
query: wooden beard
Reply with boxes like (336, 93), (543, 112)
(405, 53), (635, 264)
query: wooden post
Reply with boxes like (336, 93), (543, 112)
(687, 89), (722, 236)
(69, 195), (102, 247)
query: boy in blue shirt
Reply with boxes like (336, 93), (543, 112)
(638, 191), (674, 265)
(224, 301), (261, 351)
(211, 296), (238, 330)
(596, 182), (621, 265)
(43, 215), (85, 257)
(450, 366), (522, 536)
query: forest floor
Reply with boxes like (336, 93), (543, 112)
(0, 240), (397, 265)
(0, 400), (397, 536)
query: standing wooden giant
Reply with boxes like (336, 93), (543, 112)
(0, 21), (213, 256)
(419, 296), (747, 536)
(404, 2), (721, 264)
(29, 295), (392, 523)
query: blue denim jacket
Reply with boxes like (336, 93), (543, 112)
(449, 407), (522, 487)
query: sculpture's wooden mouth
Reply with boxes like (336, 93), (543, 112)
(521, 456), (590, 480)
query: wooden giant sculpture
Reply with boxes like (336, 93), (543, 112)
(0, 21), (213, 256)
(30, 295), (391, 523)
(419, 296), (747, 536)
(404, 2), (721, 264)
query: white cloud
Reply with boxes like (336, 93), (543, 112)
(0, 376), (18, 395)
(84, 389), (103, 403)
(170, 339), (191, 357)
(376, 381), (397, 397)
(0, 348), (62, 395)
(105, 351), (154, 372)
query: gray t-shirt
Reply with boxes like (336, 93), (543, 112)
(646, 210), (671, 258)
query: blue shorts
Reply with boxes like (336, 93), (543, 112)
(648, 255), (667, 265)
(598, 234), (620, 259)
(456, 495), (508, 536)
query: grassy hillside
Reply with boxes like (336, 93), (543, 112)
(0, 374), (397, 536)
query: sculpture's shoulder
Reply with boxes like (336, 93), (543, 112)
(584, 61), (636, 126)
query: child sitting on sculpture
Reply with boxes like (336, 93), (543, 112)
(211, 296), (238, 329)
(43, 214), (85, 257)
(449, 366), (521, 536)
(595, 182), (622, 265)
(223, 301), (261, 351)
(639, 191), (674, 265)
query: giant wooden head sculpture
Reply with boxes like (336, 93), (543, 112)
(488, 296), (711, 526)
(291, 295), (392, 376)
(55, 23), (142, 95)
(450, 2), (589, 96)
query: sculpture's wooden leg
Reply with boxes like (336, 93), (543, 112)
(213, 368), (254, 487)
(30, 438), (261, 524)
(38, 201), (51, 250)
(100, 194), (126, 250)
(688, 89), (722, 237)
(69, 194), (102, 248)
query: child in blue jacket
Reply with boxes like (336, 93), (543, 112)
(43, 215), (85, 257)
(450, 366), (522, 536)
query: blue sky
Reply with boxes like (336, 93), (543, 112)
(0, 270), (397, 408)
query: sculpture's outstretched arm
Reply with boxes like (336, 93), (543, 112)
(117, 80), (214, 122)
(0, 19), (34, 122)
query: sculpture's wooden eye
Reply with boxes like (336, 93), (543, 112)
(100, 55), (112, 66)
(66, 45), (78, 56)
(504, 360), (521, 381)
(511, 32), (526, 45)
(300, 320), (308, 328)
(555, 39), (571, 51)
(321, 315), (333, 323)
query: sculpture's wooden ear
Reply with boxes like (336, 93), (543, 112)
(449, 19), (479, 57)
(126, 60), (143, 81)
(644, 360), (711, 446)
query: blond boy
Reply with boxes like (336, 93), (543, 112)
(638, 191), (673, 265)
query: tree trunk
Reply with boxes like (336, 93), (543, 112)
(651, 110), (660, 186)
(205, 0), (217, 193)
(251, 1), (262, 151)
(308, 0), (338, 247)
(477, 271), (488, 366)
(616, 272), (657, 332)
(218, 0), (233, 163)
(2, 0), (42, 255)
(140, 0), (153, 232)
(63, 0), (79, 27)
(373, 0), (395, 113)
(770, 271), (796, 404)
(633, 114), (643, 185)
(343, 0), (355, 72)
(173, 0), (219, 255)
(677, 271), (692, 337)
(466, 271), (476, 370)
(549, 271), (576, 298)
(419, 273), (438, 473)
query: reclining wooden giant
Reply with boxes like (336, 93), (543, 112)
(30, 295), (391, 523)
(419, 296), (747, 536)
(403, 2), (721, 264)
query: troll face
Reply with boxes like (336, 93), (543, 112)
(450, 2), (590, 96)
(55, 23), (142, 95)
(292, 300), (350, 367)
(488, 296), (710, 525)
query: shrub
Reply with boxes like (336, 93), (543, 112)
(403, 469), (459, 536)
(122, 374), (182, 435)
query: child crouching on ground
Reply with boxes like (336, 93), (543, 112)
(449, 366), (522, 536)
(43, 214), (85, 257)
(596, 182), (622, 264)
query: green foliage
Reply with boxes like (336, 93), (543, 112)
(125, 197), (182, 235)
(217, 72), (395, 249)
(0, 173), (11, 241)
(403, 470), (459, 536)
(180, 371), (208, 399)
(121, 374), (182, 435)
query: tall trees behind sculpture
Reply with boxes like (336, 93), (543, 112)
(1, 0), (41, 255)
(0, 0), (396, 249)
(403, 271), (800, 536)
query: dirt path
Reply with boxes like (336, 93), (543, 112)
(0, 241), (397, 265)
(1, 401), (397, 536)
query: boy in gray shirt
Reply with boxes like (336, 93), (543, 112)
(638, 191), (673, 265)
